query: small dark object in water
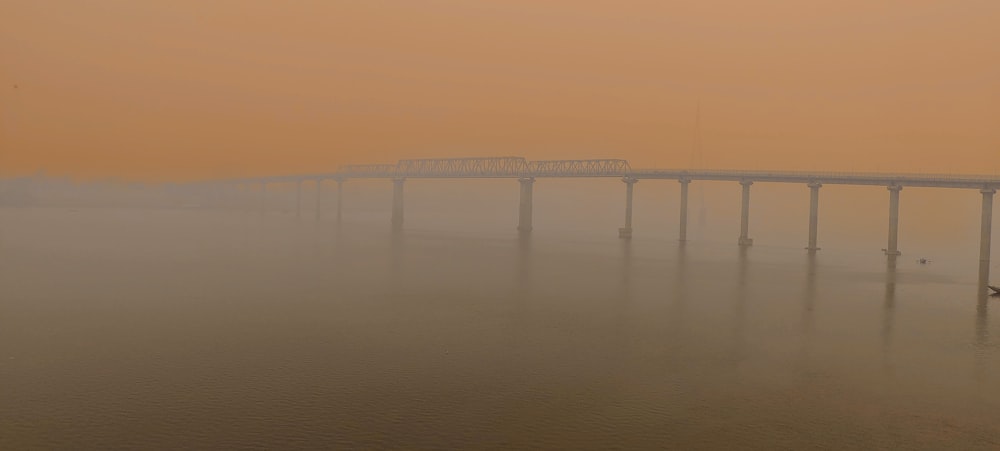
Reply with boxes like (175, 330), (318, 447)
(989, 285), (1000, 296)
(917, 258), (931, 264)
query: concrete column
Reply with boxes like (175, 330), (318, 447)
(295, 180), (302, 219)
(517, 177), (534, 233)
(391, 178), (405, 232)
(314, 179), (322, 222)
(885, 185), (902, 256)
(738, 180), (754, 246)
(807, 182), (821, 251)
(336, 180), (343, 226)
(679, 179), (690, 242)
(980, 188), (995, 263)
(619, 177), (638, 239)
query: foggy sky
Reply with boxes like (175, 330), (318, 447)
(2, 0), (999, 180)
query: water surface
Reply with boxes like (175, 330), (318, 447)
(2, 207), (1000, 449)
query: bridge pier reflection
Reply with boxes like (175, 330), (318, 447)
(668, 242), (688, 337)
(515, 232), (532, 299)
(803, 251), (818, 331)
(619, 177), (638, 239)
(730, 245), (749, 365)
(517, 177), (534, 233)
(391, 178), (404, 232)
(806, 182), (821, 251)
(885, 185), (903, 256)
(314, 179), (322, 222)
(975, 260), (991, 379)
(295, 180), (302, 219)
(678, 179), (690, 242)
(738, 180), (753, 246)
(976, 189), (995, 356)
(240, 183), (251, 213)
(259, 181), (267, 216)
(882, 255), (898, 373)
(980, 188), (994, 267)
(977, 260), (990, 323)
(336, 180), (343, 226)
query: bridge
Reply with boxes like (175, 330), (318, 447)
(220, 156), (999, 286)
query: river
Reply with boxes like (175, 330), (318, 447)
(2, 205), (999, 449)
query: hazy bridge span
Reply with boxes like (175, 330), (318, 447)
(228, 156), (999, 286)
(318, 157), (633, 179)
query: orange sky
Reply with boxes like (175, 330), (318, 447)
(2, 0), (999, 181)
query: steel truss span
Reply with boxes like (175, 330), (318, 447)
(394, 157), (528, 178)
(528, 159), (630, 177)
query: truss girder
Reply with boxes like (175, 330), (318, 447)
(394, 157), (529, 178)
(528, 159), (631, 177)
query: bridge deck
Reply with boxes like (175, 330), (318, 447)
(221, 157), (1000, 189)
(630, 170), (1000, 189)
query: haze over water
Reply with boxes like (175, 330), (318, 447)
(4, 1), (1000, 448)
(2, 182), (999, 449)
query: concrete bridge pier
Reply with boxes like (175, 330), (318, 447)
(314, 179), (322, 222)
(981, 188), (995, 264)
(679, 179), (690, 242)
(885, 185), (902, 256)
(619, 177), (638, 239)
(391, 178), (405, 232)
(807, 182), (821, 251)
(738, 180), (754, 246)
(517, 177), (534, 233)
(336, 180), (343, 226)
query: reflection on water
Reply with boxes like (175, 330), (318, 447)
(389, 230), (405, 291)
(796, 252), (818, 367)
(884, 256), (898, 310)
(882, 255), (898, 372)
(516, 232), (532, 299)
(667, 243), (687, 338)
(975, 261), (991, 380)
(2, 209), (1000, 449)
(804, 251), (817, 318)
(731, 246), (749, 367)
(619, 238), (632, 298)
